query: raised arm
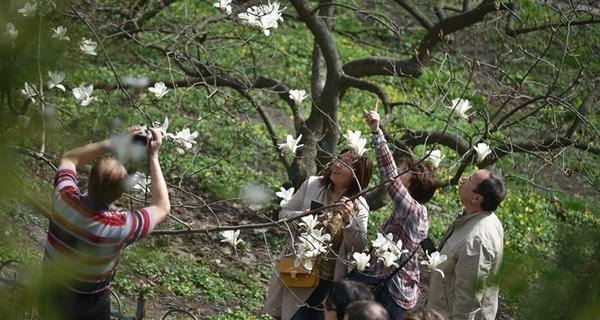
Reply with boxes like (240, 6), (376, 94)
(146, 128), (170, 224)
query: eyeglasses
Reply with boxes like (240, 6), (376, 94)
(323, 298), (336, 311)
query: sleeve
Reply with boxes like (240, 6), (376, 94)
(342, 197), (369, 252)
(371, 131), (399, 180)
(279, 178), (311, 220)
(124, 207), (157, 246)
(54, 163), (79, 193)
(452, 235), (493, 320)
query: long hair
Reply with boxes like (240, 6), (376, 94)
(404, 157), (438, 204)
(320, 148), (373, 197)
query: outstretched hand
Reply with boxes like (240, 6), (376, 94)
(363, 99), (381, 132)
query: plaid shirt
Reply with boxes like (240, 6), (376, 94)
(369, 130), (429, 310)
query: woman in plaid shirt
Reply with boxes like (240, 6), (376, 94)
(363, 108), (438, 320)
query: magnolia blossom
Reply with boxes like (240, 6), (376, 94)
(213, 0), (232, 15)
(148, 82), (170, 99)
(47, 71), (65, 91)
(72, 84), (96, 106)
(352, 252), (370, 272)
(371, 232), (394, 255)
(378, 251), (400, 268)
(421, 251), (448, 278)
(344, 130), (368, 157)
(278, 134), (303, 154)
(18, 2), (37, 16)
(289, 89), (308, 105)
(299, 214), (318, 232)
(295, 229), (331, 270)
(21, 82), (38, 103)
(237, 1), (285, 36)
(2, 23), (18, 44)
(126, 172), (151, 193)
(80, 38), (97, 55)
(52, 26), (70, 41)
(428, 149), (444, 169)
(446, 98), (472, 118)
(167, 128), (198, 153)
(221, 230), (243, 248)
(390, 239), (408, 257)
(154, 116), (170, 135)
(275, 186), (294, 207)
(473, 143), (492, 162)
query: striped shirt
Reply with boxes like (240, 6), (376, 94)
(43, 164), (156, 294)
(369, 131), (429, 310)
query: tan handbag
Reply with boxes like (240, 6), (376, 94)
(278, 256), (320, 288)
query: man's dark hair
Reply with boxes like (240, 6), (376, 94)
(404, 157), (438, 204)
(477, 167), (506, 211)
(324, 280), (374, 320)
(344, 300), (389, 320)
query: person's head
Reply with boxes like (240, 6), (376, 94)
(323, 280), (374, 320)
(87, 158), (128, 205)
(459, 166), (506, 212)
(398, 157), (438, 204)
(343, 300), (389, 320)
(400, 306), (445, 320)
(321, 148), (373, 197)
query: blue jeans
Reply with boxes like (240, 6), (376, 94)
(376, 286), (406, 320)
(291, 279), (333, 320)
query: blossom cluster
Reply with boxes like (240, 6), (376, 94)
(294, 215), (331, 270)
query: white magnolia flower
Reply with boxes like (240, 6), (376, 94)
(275, 186), (294, 207)
(125, 172), (151, 193)
(344, 130), (367, 157)
(237, 1), (285, 36)
(21, 82), (38, 103)
(299, 214), (318, 232)
(421, 251), (448, 278)
(80, 38), (97, 55)
(428, 149), (444, 169)
(166, 128), (198, 153)
(2, 23), (18, 43)
(278, 134), (303, 154)
(221, 230), (243, 248)
(473, 143), (492, 162)
(446, 98), (472, 118)
(377, 251), (400, 268)
(47, 71), (65, 92)
(289, 89), (308, 105)
(296, 229), (331, 270)
(18, 2), (38, 16)
(390, 239), (408, 257)
(72, 84), (96, 106)
(148, 81), (170, 99)
(52, 26), (70, 41)
(371, 232), (394, 255)
(154, 116), (170, 135)
(213, 0), (232, 15)
(352, 252), (371, 272)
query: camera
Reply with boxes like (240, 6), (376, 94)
(132, 125), (149, 146)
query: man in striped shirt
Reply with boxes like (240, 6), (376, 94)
(364, 108), (438, 320)
(39, 126), (171, 320)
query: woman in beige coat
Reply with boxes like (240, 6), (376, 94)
(264, 149), (373, 320)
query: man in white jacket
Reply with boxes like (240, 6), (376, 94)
(426, 167), (506, 320)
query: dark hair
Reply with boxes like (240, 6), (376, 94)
(88, 158), (127, 205)
(344, 300), (389, 320)
(404, 158), (438, 204)
(477, 167), (506, 211)
(401, 306), (445, 320)
(324, 280), (374, 320)
(320, 148), (373, 197)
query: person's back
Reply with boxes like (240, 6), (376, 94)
(343, 300), (389, 320)
(39, 127), (170, 320)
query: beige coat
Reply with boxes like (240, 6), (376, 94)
(426, 211), (504, 320)
(263, 176), (370, 319)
